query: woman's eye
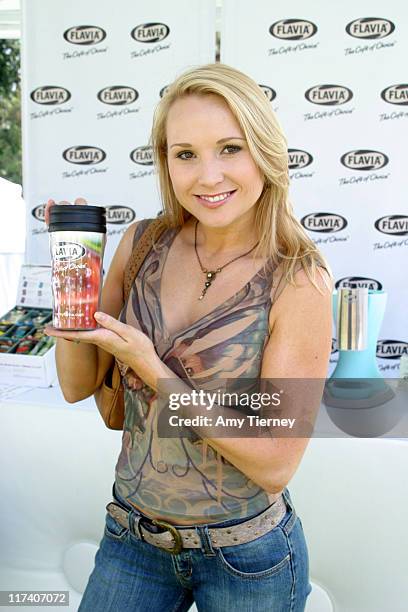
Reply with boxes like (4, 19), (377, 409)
(175, 145), (241, 160)
(176, 151), (194, 160)
(223, 145), (242, 154)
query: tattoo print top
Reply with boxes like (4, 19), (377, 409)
(114, 219), (283, 523)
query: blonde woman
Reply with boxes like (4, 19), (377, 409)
(46, 63), (332, 611)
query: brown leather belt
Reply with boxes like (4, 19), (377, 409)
(106, 494), (288, 555)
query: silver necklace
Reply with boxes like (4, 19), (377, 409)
(194, 219), (259, 300)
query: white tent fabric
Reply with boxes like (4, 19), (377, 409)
(0, 177), (25, 314)
(0, 177), (25, 253)
(0, 0), (20, 39)
(0, 0), (23, 311)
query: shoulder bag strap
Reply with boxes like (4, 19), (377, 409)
(123, 217), (168, 302)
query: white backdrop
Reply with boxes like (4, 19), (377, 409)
(20, 0), (407, 376)
(21, 0), (216, 268)
(222, 0), (408, 377)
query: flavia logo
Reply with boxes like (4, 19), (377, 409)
(97, 86), (139, 106)
(130, 145), (153, 165)
(63, 146), (106, 165)
(30, 86), (71, 106)
(301, 212), (348, 233)
(346, 17), (395, 40)
(269, 19), (318, 40)
(52, 241), (86, 262)
(131, 23), (170, 43)
(335, 277), (383, 291)
(31, 204), (46, 222)
(63, 26), (106, 46)
(376, 340), (408, 360)
(259, 85), (276, 102)
(340, 150), (389, 171)
(288, 149), (313, 169)
(305, 84), (353, 106)
(375, 215), (408, 236)
(159, 85), (170, 98)
(380, 84), (408, 105)
(106, 206), (136, 225)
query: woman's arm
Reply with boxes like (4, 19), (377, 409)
(47, 262), (332, 493)
(54, 221), (139, 403)
(150, 268), (332, 493)
(65, 267), (332, 493)
(254, 268), (333, 489)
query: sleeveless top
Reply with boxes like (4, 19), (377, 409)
(114, 218), (284, 523)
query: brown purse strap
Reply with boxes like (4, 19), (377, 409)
(123, 217), (168, 302)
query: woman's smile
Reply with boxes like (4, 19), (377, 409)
(194, 189), (237, 208)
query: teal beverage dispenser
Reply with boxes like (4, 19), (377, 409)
(332, 288), (385, 378)
(323, 288), (396, 435)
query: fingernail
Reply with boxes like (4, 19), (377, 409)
(94, 312), (105, 321)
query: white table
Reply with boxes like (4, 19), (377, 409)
(1, 382), (407, 611)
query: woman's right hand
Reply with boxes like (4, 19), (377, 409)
(44, 197), (88, 226)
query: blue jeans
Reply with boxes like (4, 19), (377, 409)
(79, 485), (312, 611)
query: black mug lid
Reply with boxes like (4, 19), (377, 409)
(48, 204), (106, 232)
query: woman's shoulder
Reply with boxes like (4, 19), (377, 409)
(271, 258), (332, 298)
(113, 216), (165, 256)
(131, 214), (175, 246)
(130, 217), (157, 245)
(268, 261), (333, 333)
(110, 218), (155, 270)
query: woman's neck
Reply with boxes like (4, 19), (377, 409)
(193, 212), (259, 257)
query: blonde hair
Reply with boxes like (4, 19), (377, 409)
(150, 62), (333, 292)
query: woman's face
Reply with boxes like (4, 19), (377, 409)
(166, 94), (265, 228)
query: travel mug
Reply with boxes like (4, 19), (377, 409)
(48, 204), (106, 330)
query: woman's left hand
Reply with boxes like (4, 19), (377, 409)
(45, 312), (157, 372)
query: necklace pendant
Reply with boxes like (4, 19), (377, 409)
(199, 270), (217, 300)
(199, 281), (211, 300)
(198, 286), (208, 300)
(198, 267), (222, 300)
(194, 219), (260, 302)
